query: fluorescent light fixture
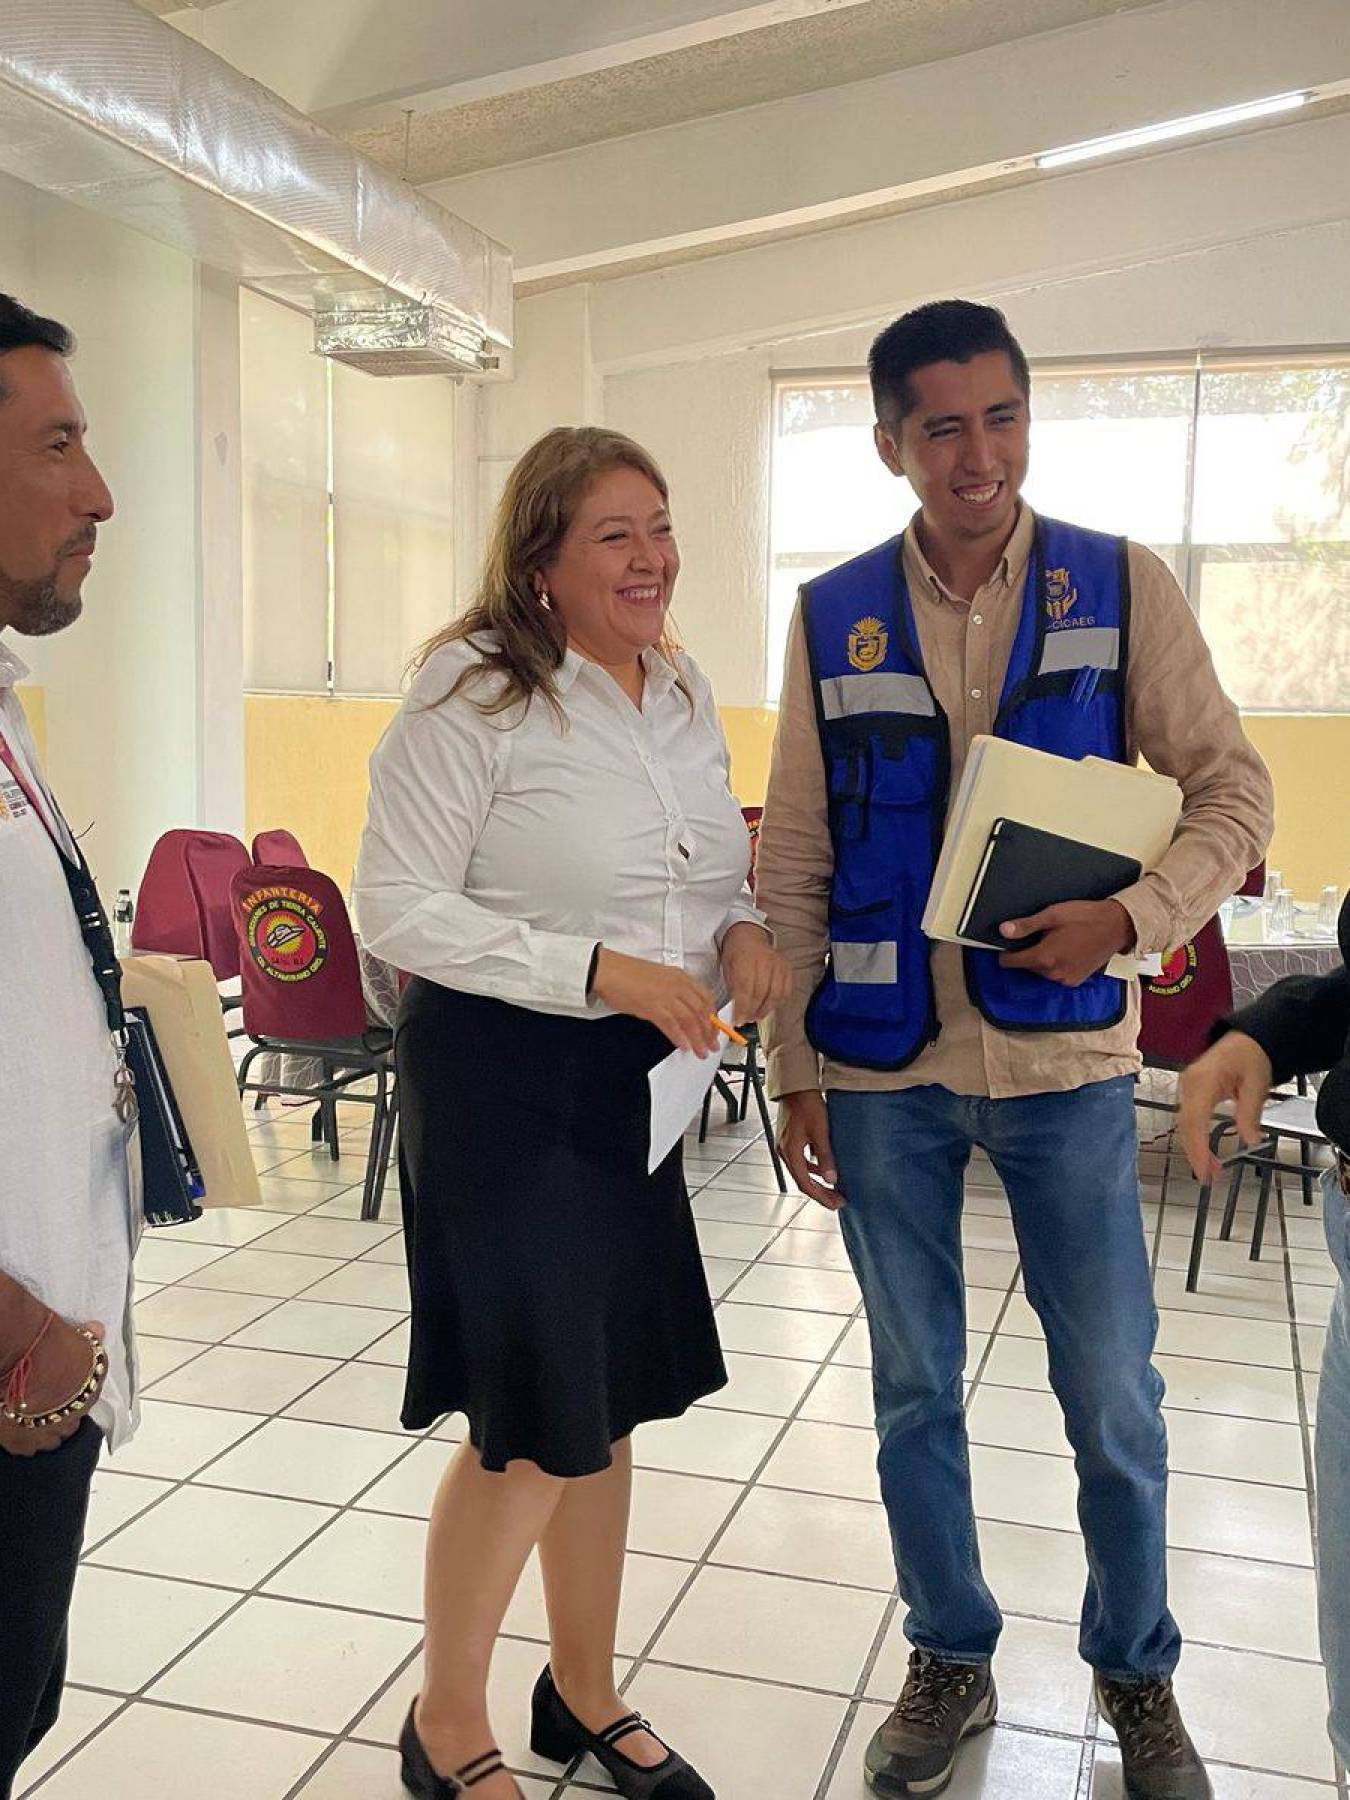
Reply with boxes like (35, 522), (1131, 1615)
(1037, 90), (1309, 170)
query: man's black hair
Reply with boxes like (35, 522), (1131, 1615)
(869, 300), (1029, 428)
(0, 294), (74, 402)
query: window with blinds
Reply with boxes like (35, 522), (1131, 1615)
(241, 289), (457, 697)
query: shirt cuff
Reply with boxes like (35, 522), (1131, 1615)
(534, 931), (606, 1008)
(1111, 882), (1171, 959)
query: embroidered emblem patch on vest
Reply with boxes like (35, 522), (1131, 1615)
(847, 615), (888, 671)
(1045, 567), (1078, 624)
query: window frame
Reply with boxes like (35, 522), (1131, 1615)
(767, 346), (1350, 714)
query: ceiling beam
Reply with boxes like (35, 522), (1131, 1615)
(155, 0), (877, 124)
(417, 0), (1348, 279)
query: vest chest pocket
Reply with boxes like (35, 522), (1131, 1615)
(869, 730), (943, 811)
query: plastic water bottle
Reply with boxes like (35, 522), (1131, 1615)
(112, 888), (134, 958)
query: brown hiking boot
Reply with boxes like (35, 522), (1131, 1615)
(864, 1649), (997, 1797)
(1095, 1675), (1212, 1799)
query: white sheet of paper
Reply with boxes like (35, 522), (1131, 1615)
(647, 1003), (737, 1174)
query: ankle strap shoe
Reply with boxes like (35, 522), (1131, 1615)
(400, 1703), (507, 1796)
(529, 1666), (715, 1798)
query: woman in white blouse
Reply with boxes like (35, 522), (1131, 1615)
(355, 427), (789, 1800)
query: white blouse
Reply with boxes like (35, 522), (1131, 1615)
(354, 638), (765, 1017)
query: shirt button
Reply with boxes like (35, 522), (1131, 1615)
(970, 687), (983, 700)
(972, 614), (984, 626)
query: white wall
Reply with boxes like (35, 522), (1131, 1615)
(0, 170), (244, 894)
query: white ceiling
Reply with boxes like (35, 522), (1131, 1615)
(144, 0), (1162, 182)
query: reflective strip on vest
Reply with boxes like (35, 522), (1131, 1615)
(820, 672), (936, 721)
(1039, 625), (1120, 675)
(831, 940), (898, 984)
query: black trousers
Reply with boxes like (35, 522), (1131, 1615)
(0, 1420), (102, 1800)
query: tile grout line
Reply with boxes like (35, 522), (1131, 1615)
(27, 1117), (1340, 1797)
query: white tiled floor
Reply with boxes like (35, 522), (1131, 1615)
(15, 1106), (1343, 1798)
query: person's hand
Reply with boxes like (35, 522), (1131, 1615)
(777, 1089), (845, 1210)
(0, 1318), (106, 1457)
(998, 898), (1135, 987)
(1177, 1033), (1273, 1182)
(591, 948), (721, 1055)
(720, 924), (793, 1026)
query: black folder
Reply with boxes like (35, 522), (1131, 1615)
(958, 818), (1142, 951)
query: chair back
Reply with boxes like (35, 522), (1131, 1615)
(132, 829), (247, 959)
(1239, 862), (1265, 899)
(1138, 915), (1235, 1071)
(231, 863), (368, 1042)
(182, 834), (253, 981)
(742, 806), (764, 895)
(252, 829), (309, 868)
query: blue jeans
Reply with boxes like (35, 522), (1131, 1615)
(1315, 1168), (1350, 1764)
(829, 1077), (1180, 1679)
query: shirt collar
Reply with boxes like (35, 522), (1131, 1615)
(556, 642), (679, 700)
(0, 635), (31, 692)
(904, 502), (1037, 605)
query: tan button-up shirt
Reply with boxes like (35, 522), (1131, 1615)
(757, 506), (1275, 1101)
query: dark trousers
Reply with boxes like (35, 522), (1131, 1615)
(0, 1419), (102, 1800)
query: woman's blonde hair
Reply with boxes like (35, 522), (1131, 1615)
(413, 425), (687, 716)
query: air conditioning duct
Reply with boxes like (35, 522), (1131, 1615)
(0, 0), (512, 376)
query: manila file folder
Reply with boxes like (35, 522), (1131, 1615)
(118, 954), (262, 1209)
(921, 737), (1182, 979)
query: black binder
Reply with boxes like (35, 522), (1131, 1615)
(958, 818), (1142, 951)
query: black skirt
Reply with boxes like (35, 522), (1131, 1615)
(395, 979), (727, 1476)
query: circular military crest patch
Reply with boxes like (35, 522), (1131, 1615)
(244, 889), (328, 983)
(1148, 941), (1197, 996)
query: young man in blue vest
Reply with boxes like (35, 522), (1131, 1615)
(757, 300), (1273, 1800)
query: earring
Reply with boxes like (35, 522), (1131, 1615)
(537, 589), (552, 611)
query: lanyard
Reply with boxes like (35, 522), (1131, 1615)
(0, 726), (128, 1045)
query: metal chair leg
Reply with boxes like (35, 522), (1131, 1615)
(698, 1088), (713, 1143)
(1186, 1175), (1213, 1292)
(746, 1059), (787, 1194)
(1250, 1152), (1277, 1262)
(739, 1034), (761, 1123)
(360, 1067), (388, 1221)
(375, 1085), (400, 1213)
(1219, 1160), (1247, 1241)
(1186, 1120), (1231, 1292)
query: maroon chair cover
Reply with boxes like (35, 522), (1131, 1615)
(183, 833), (253, 982)
(742, 806), (763, 895)
(230, 864), (369, 1043)
(251, 829), (309, 868)
(132, 828), (247, 959)
(1138, 915), (1235, 1071)
(1239, 862), (1266, 899)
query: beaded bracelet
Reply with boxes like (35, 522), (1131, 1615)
(0, 1326), (108, 1432)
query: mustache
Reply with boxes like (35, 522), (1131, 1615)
(59, 529), (97, 557)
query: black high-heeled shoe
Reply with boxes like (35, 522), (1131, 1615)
(399, 1702), (509, 1796)
(529, 1666), (715, 1799)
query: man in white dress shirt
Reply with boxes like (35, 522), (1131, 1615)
(0, 294), (130, 1800)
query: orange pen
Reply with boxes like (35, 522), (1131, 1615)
(710, 1014), (747, 1047)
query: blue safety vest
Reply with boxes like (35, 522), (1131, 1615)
(802, 515), (1131, 1071)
